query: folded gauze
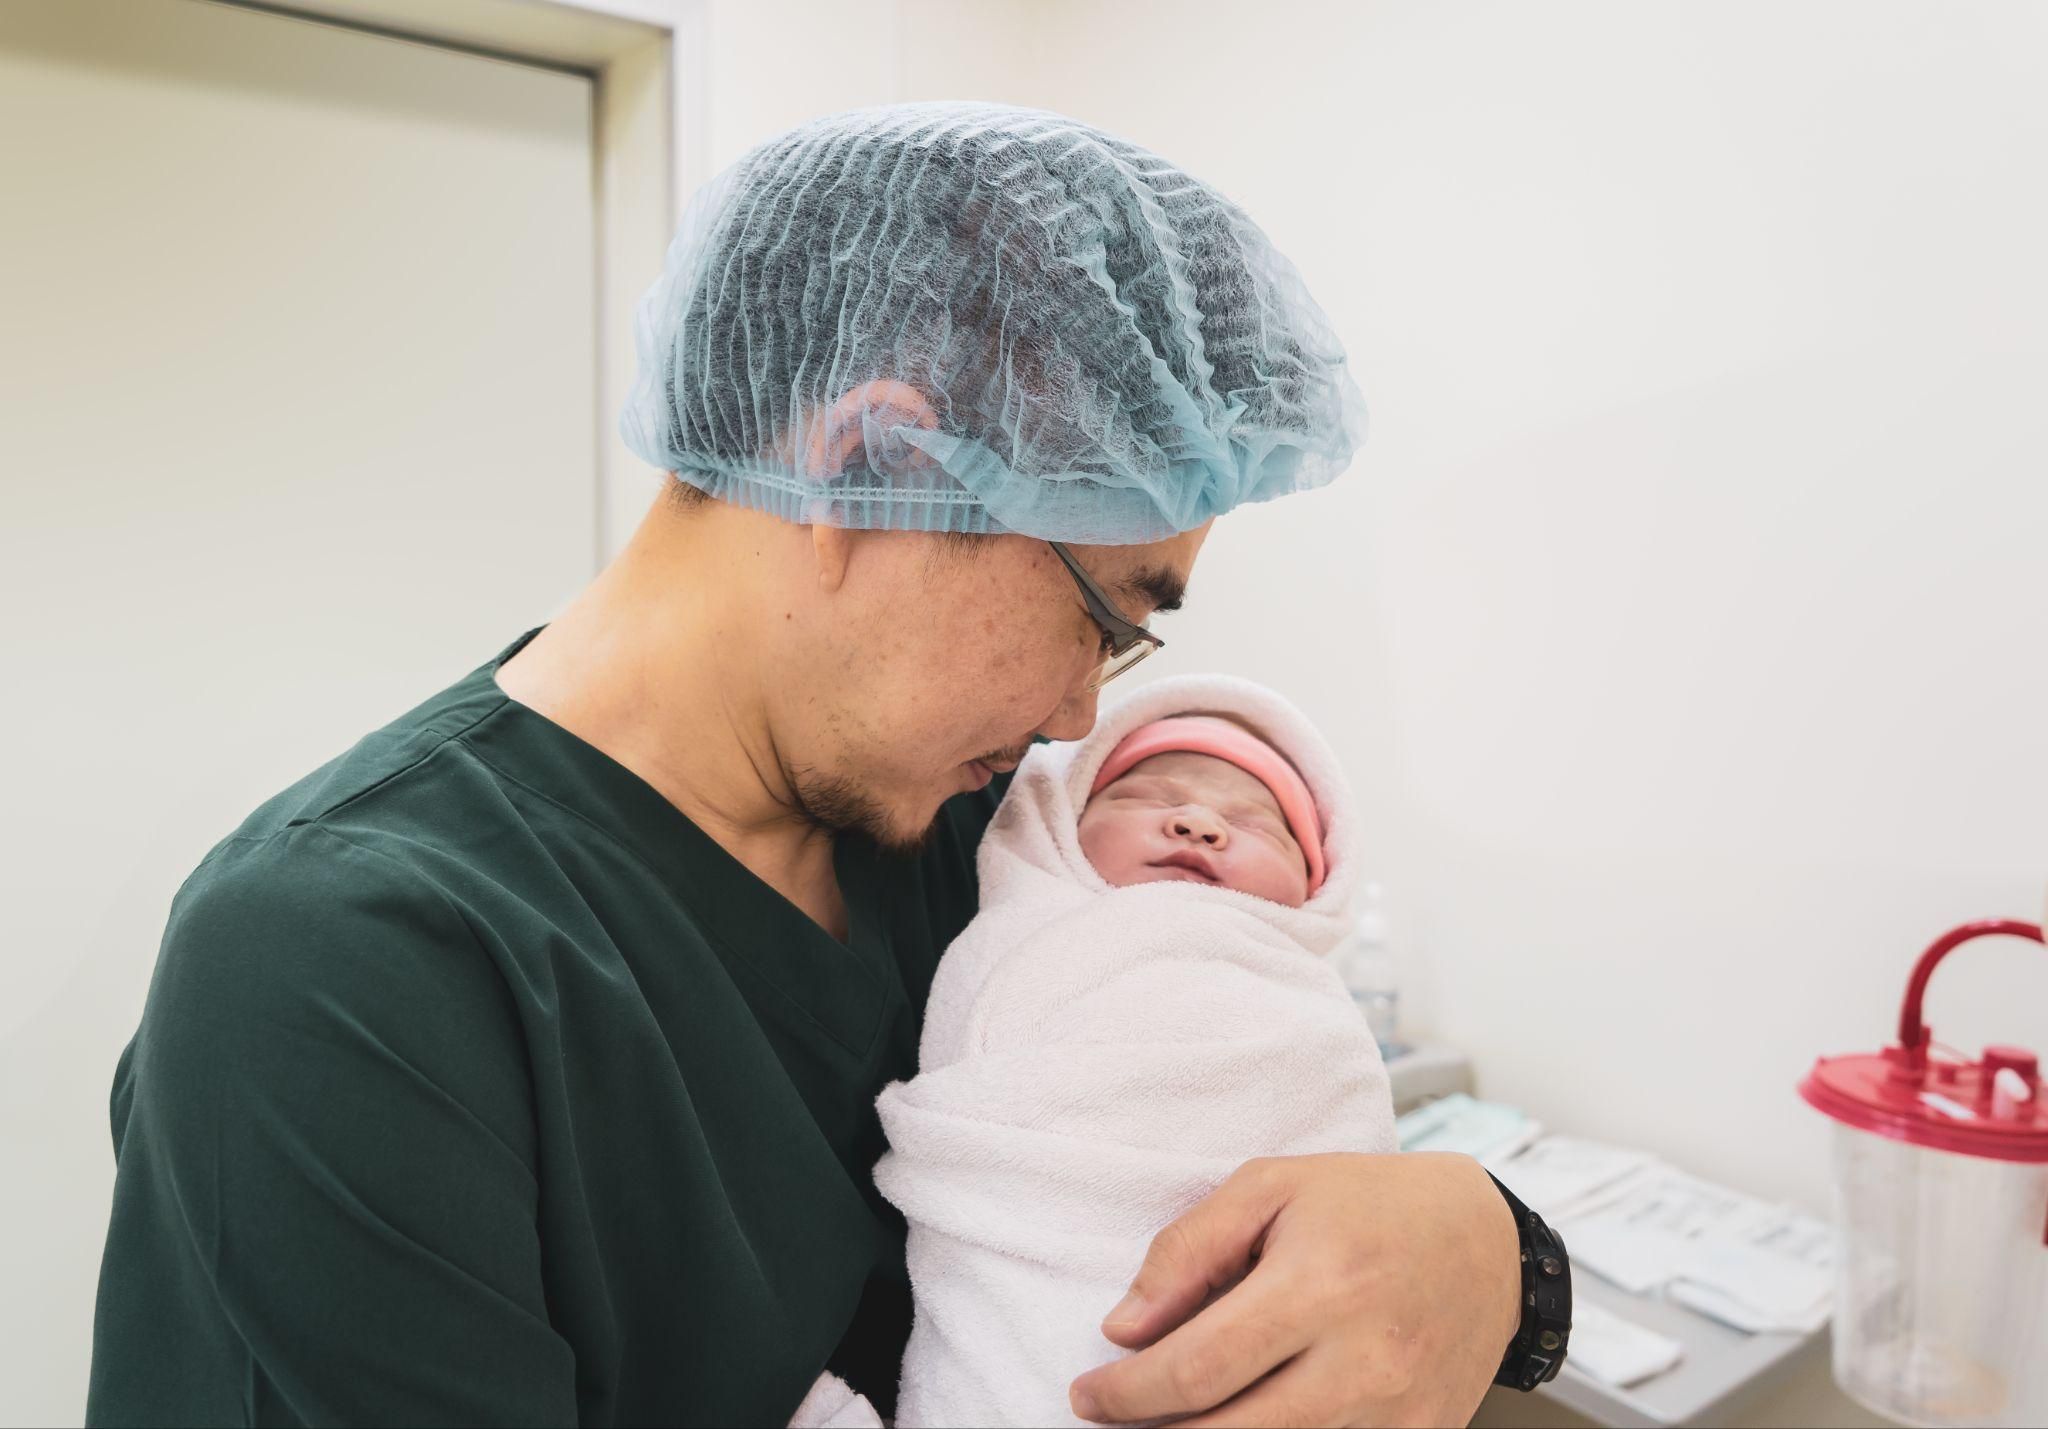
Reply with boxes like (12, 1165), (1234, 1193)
(862, 673), (1396, 1428)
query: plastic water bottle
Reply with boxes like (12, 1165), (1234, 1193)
(1339, 883), (1406, 1059)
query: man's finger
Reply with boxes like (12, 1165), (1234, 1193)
(1070, 1259), (1312, 1424)
(1174, 1345), (1338, 1429)
(1096, 1157), (1290, 1349)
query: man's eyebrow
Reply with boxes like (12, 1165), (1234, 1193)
(1117, 566), (1186, 613)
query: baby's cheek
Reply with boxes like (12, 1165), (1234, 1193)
(1075, 811), (1112, 876)
(1275, 850), (1313, 907)
(1077, 811), (1140, 885)
(1242, 843), (1311, 907)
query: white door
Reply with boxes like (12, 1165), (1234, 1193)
(0, 1), (599, 1417)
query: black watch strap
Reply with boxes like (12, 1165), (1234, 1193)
(1487, 1172), (1571, 1391)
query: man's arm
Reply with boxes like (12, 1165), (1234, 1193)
(1067, 1152), (1521, 1428)
(88, 827), (577, 1427)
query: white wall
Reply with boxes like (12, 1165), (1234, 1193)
(931, 3), (2048, 1422)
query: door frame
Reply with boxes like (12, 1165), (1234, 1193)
(213, 0), (698, 563)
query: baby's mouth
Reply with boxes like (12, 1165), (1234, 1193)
(1151, 851), (1220, 883)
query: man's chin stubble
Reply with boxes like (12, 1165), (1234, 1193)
(787, 768), (939, 857)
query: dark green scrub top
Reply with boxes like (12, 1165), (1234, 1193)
(87, 631), (1005, 1427)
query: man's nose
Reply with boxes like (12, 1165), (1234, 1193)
(1036, 686), (1100, 744)
(1165, 806), (1228, 848)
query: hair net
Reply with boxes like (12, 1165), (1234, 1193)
(620, 102), (1365, 544)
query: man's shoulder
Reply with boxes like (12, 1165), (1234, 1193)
(220, 661), (511, 854)
(133, 812), (533, 1149)
(151, 659), (529, 1036)
(157, 820), (487, 1025)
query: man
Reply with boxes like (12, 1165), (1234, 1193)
(90, 104), (1563, 1426)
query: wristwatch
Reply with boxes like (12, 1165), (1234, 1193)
(1487, 1172), (1572, 1391)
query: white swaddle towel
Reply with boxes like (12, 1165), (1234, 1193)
(866, 673), (1397, 1428)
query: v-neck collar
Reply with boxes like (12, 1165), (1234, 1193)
(456, 630), (895, 1058)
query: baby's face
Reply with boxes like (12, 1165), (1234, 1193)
(1077, 751), (1312, 908)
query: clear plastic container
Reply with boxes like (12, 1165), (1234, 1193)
(1828, 1123), (2048, 1427)
(1803, 918), (2048, 1429)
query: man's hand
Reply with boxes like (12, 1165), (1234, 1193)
(1067, 1152), (1520, 1428)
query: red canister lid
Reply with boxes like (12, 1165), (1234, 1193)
(1800, 1045), (2048, 1164)
(1800, 919), (2048, 1164)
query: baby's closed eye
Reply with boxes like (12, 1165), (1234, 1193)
(1104, 777), (1177, 804)
(1230, 808), (1293, 841)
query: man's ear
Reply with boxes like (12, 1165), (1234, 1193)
(811, 523), (855, 594)
(803, 378), (940, 480)
(803, 379), (939, 586)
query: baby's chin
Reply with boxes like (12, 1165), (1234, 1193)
(1095, 861), (1309, 909)
(1101, 862), (1247, 894)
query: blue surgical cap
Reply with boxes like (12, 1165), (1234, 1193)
(620, 102), (1365, 544)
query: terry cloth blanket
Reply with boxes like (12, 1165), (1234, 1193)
(866, 673), (1395, 1428)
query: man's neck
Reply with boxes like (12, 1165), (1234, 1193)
(493, 502), (849, 939)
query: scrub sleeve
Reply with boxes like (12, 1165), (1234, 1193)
(86, 630), (1001, 1427)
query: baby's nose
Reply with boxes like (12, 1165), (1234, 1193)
(1167, 807), (1228, 847)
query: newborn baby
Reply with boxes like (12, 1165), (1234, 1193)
(1076, 712), (1329, 909)
(785, 675), (1396, 1429)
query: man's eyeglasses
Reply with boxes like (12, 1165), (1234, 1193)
(1048, 541), (1164, 690)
